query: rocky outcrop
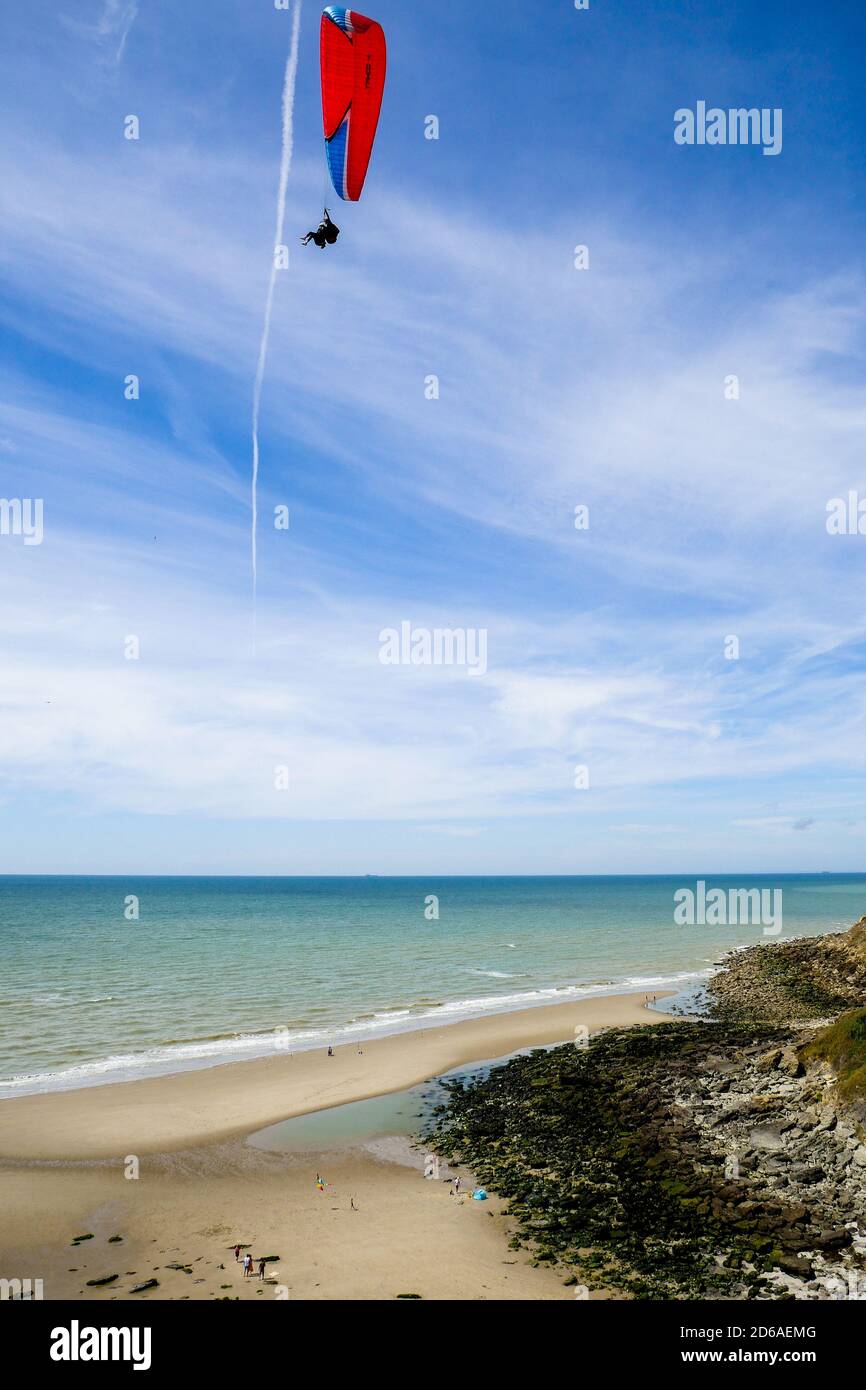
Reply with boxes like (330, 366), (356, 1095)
(426, 914), (866, 1299)
(709, 917), (866, 1023)
(426, 1019), (866, 1299)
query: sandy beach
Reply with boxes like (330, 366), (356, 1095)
(0, 991), (670, 1301)
(0, 990), (666, 1161)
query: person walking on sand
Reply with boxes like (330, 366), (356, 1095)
(258, 1258), (266, 1280)
(234, 1243), (241, 1262)
(451, 1175), (461, 1197)
(243, 1253), (253, 1278)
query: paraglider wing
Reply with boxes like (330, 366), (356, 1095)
(320, 7), (386, 201)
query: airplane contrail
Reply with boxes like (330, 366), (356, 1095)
(251, 0), (303, 623)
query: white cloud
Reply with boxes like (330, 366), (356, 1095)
(2, 123), (866, 846)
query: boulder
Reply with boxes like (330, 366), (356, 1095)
(777, 1254), (813, 1278)
(749, 1124), (787, 1152)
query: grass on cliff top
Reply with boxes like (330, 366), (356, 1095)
(847, 916), (866, 958)
(803, 1006), (866, 1102)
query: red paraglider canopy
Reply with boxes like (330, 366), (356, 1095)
(320, 7), (386, 202)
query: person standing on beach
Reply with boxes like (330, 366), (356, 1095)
(243, 1253), (253, 1278)
(234, 1244), (241, 1262)
(258, 1258), (266, 1280)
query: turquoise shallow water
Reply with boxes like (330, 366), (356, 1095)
(0, 874), (863, 1096)
(247, 1081), (444, 1153)
(246, 1051), (532, 1154)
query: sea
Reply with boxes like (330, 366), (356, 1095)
(1, 873), (863, 1098)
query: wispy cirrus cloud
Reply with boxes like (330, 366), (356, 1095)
(61, 1), (140, 64)
(2, 0), (866, 871)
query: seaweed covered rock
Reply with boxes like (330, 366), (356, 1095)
(425, 1021), (866, 1300)
(710, 917), (866, 1023)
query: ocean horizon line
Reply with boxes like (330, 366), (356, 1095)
(0, 870), (859, 881)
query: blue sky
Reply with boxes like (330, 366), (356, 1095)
(1, 0), (866, 873)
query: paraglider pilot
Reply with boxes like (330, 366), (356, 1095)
(301, 209), (340, 248)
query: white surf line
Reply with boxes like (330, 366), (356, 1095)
(251, 0), (303, 634)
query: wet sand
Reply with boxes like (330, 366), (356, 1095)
(0, 990), (671, 1301)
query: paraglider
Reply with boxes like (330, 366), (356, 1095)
(300, 208), (340, 247)
(301, 8), (386, 248)
(319, 6), (386, 202)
